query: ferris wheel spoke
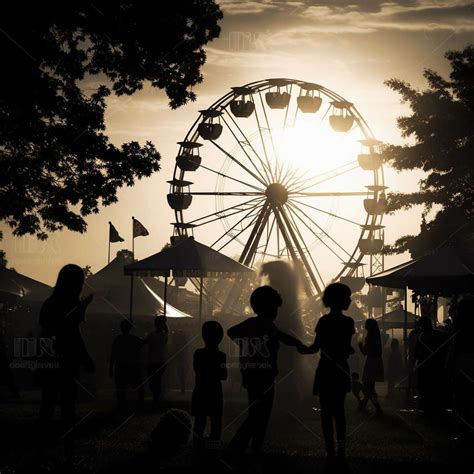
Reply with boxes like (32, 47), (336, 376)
(217, 202), (268, 256)
(285, 202), (347, 264)
(280, 163), (301, 189)
(258, 91), (282, 182)
(277, 86), (295, 184)
(202, 203), (265, 227)
(289, 198), (364, 227)
(221, 112), (272, 184)
(217, 214), (261, 253)
(276, 159), (292, 188)
(209, 139), (267, 186)
(291, 191), (368, 197)
(290, 164), (360, 193)
(199, 163), (265, 192)
(222, 109), (272, 183)
(272, 205), (320, 296)
(212, 204), (263, 249)
(288, 161), (359, 193)
(272, 207), (298, 261)
(287, 201), (353, 260)
(285, 204), (326, 289)
(275, 226), (291, 259)
(277, 205), (324, 294)
(259, 214), (277, 264)
(282, 83), (293, 130)
(252, 96), (276, 183)
(289, 160), (357, 187)
(188, 191), (263, 196)
(240, 201), (272, 266)
(188, 197), (265, 226)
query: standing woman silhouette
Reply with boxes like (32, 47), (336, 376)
(299, 283), (355, 461)
(358, 318), (384, 413)
(39, 265), (95, 440)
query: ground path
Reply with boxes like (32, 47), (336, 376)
(0, 390), (471, 473)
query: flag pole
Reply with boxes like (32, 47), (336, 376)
(108, 222), (111, 264)
(199, 276), (203, 327)
(129, 275), (135, 322)
(404, 286), (408, 365)
(163, 276), (168, 317)
(132, 216), (135, 259)
(129, 216), (135, 321)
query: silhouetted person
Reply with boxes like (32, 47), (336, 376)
(450, 296), (474, 442)
(227, 286), (303, 457)
(299, 283), (355, 461)
(414, 316), (447, 415)
(145, 316), (168, 411)
(192, 321), (227, 448)
(359, 319), (384, 414)
(38, 264), (94, 448)
(174, 328), (190, 394)
(0, 328), (19, 398)
(407, 317), (421, 398)
(109, 319), (144, 412)
(386, 338), (403, 400)
(351, 372), (363, 402)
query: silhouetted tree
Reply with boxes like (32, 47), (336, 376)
(82, 265), (93, 279)
(161, 243), (172, 252)
(0, 2), (222, 239)
(116, 249), (134, 262)
(0, 250), (7, 269)
(384, 45), (474, 257)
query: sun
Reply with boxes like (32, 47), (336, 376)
(274, 114), (361, 180)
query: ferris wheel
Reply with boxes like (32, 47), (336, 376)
(167, 78), (387, 299)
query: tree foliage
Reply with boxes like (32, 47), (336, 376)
(0, 1), (222, 239)
(116, 249), (134, 262)
(82, 265), (93, 279)
(384, 45), (474, 257)
(0, 250), (7, 269)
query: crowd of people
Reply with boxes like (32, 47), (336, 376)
(3, 263), (472, 467)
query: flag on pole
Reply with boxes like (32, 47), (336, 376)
(109, 222), (124, 242)
(133, 217), (149, 238)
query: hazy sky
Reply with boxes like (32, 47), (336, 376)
(2, 0), (473, 285)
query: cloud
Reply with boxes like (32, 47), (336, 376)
(219, 0), (283, 15)
(303, 0), (418, 13)
(218, 0), (474, 32)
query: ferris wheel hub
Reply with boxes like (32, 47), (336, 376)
(265, 182), (288, 205)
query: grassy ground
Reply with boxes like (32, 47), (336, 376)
(0, 388), (472, 474)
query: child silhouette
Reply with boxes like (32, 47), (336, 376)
(227, 286), (304, 456)
(109, 319), (144, 412)
(145, 316), (169, 411)
(298, 283), (355, 461)
(192, 321), (227, 447)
